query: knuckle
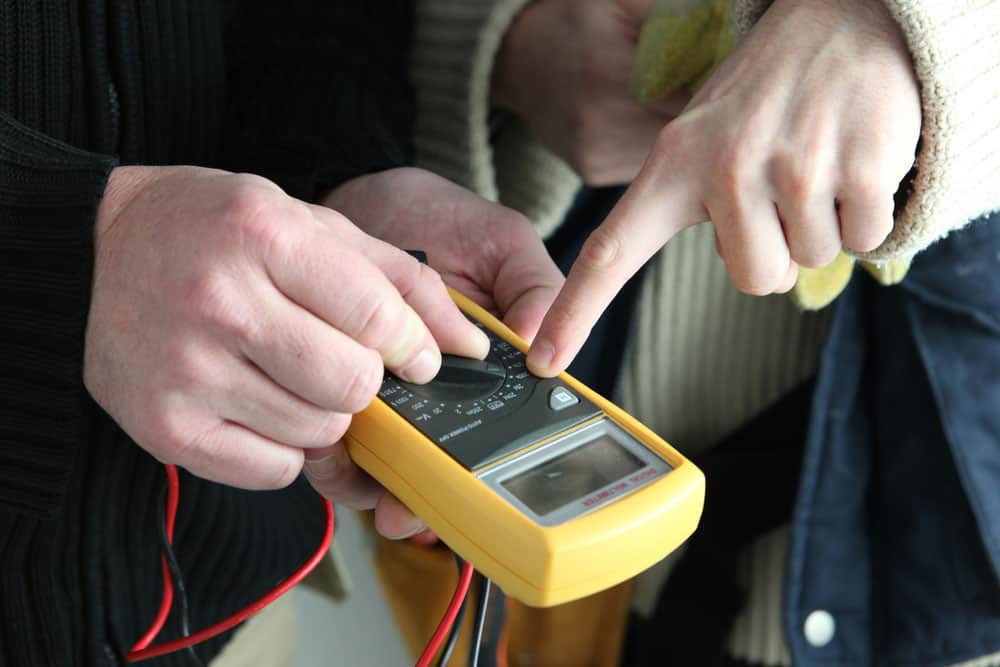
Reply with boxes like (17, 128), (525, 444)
(845, 220), (892, 253)
(231, 172), (281, 191)
(813, 242), (843, 268)
(418, 263), (448, 298)
(334, 352), (383, 413)
(841, 171), (885, 205)
(651, 122), (688, 167)
(222, 183), (277, 229)
(351, 295), (403, 352)
(311, 412), (351, 446)
(777, 155), (822, 205)
(579, 226), (623, 273)
(654, 121), (684, 151)
(730, 261), (786, 296)
(223, 186), (302, 260)
(714, 144), (753, 202)
(645, 118), (700, 179)
(841, 149), (898, 202)
(265, 455), (303, 490)
(141, 408), (192, 462)
(794, 242), (841, 269)
(392, 255), (431, 300)
(168, 345), (214, 389)
(183, 272), (259, 343)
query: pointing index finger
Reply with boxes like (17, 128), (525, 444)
(526, 167), (705, 377)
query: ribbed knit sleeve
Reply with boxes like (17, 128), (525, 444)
(0, 113), (116, 514)
(871, 0), (1000, 259)
(411, 0), (581, 238)
(222, 0), (417, 203)
(732, 0), (1000, 260)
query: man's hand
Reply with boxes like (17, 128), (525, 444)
(302, 168), (565, 538)
(85, 166), (490, 494)
(527, 0), (921, 376)
(493, 0), (690, 186)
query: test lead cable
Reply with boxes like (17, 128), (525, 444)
(156, 484), (204, 667)
(127, 464), (335, 662)
(437, 554), (471, 667)
(469, 576), (493, 667)
(416, 559), (475, 667)
(128, 464), (487, 666)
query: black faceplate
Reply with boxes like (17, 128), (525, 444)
(378, 319), (602, 470)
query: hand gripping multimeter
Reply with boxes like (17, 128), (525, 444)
(345, 289), (704, 607)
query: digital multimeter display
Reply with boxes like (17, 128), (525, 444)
(501, 435), (644, 516)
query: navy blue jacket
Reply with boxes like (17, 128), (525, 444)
(788, 212), (1000, 666)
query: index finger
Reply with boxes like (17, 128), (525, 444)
(264, 223), (443, 384)
(526, 163), (705, 376)
(352, 232), (492, 360)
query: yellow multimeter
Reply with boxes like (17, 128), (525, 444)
(345, 288), (704, 607)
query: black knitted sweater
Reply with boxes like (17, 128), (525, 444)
(0, 2), (413, 665)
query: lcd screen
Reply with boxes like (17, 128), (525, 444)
(501, 434), (645, 516)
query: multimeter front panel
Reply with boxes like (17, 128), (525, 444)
(346, 290), (705, 606)
(378, 319), (672, 526)
(378, 318), (605, 471)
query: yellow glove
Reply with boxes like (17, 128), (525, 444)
(633, 0), (733, 103)
(632, 0), (909, 310)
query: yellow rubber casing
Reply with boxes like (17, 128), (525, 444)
(345, 289), (705, 607)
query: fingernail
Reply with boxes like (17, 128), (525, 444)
(471, 329), (491, 359)
(398, 518), (428, 539)
(398, 348), (441, 384)
(304, 455), (337, 480)
(527, 337), (555, 375)
(382, 307), (425, 368)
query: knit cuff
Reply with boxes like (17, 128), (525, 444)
(863, 0), (1000, 260)
(411, 0), (581, 238)
(731, 0), (1000, 261)
(0, 113), (117, 514)
(730, 0), (772, 34)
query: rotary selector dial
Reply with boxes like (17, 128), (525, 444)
(379, 334), (532, 425)
(402, 354), (507, 402)
(378, 321), (601, 470)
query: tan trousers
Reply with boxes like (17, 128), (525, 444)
(204, 540), (351, 666)
(207, 593), (298, 667)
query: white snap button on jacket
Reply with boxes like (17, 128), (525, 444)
(804, 610), (836, 647)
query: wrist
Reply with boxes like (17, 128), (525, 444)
(95, 166), (161, 238)
(795, 0), (902, 41)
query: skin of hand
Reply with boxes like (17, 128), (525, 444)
(302, 167), (565, 539)
(492, 0), (690, 186)
(526, 0), (922, 376)
(85, 166), (490, 495)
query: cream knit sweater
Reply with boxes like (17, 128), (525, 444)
(410, 1), (1000, 665)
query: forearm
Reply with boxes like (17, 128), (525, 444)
(0, 112), (116, 514)
(411, 0), (580, 238)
